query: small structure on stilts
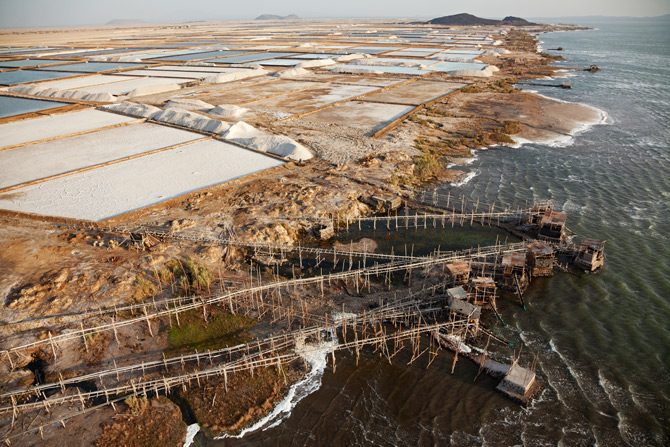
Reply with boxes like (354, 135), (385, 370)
(538, 210), (568, 243)
(573, 239), (605, 272)
(500, 252), (529, 292)
(526, 240), (555, 277)
(468, 276), (497, 308)
(446, 261), (472, 286)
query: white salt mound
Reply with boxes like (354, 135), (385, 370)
(127, 83), (181, 97)
(230, 135), (312, 161)
(104, 101), (162, 118)
(273, 67), (310, 78)
(222, 121), (264, 139)
(152, 108), (231, 134)
(222, 122), (313, 161)
(8, 85), (116, 102)
(165, 99), (214, 111)
(105, 103), (313, 161)
(448, 66), (497, 77)
(335, 53), (367, 62)
(209, 104), (249, 119)
(297, 59), (335, 68)
(203, 69), (267, 84)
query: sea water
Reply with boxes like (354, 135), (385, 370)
(210, 19), (670, 446)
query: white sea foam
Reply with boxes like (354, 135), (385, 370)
(450, 169), (479, 187)
(508, 91), (609, 149)
(217, 331), (337, 439)
(183, 423), (200, 447)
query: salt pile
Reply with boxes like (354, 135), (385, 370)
(152, 108), (232, 134)
(335, 53), (369, 62)
(273, 67), (310, 78)
(103, 102), (313, 161)
(221, 121), (264, 139)
(209, 104), (249, 119)
(448, 65), (499, 77)
(8, 84), (116, 102)
(165, 99), (214, 111)
(232, 134), (313, 160)
(104, 101), (162, 118)
(297, 59), (335, 68)
(203, 68), (268, 84)
(223, 122), (313, 161)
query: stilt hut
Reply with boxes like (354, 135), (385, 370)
(446, 261), (471, 286)
(538, 210), (567, 243)
(527, 241), (555, 277)
(574, 239), (605, 272)
(468, 276), (497, 307)
(501, 252), (529, 291)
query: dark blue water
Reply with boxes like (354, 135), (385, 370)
(212, 20), (670, 447)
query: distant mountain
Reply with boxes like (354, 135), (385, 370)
(255, 14), (301, 21)
(105, 19), (148, 26)
(427, 13), (537, 26)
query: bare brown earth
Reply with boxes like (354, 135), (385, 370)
(0, 22), (599, 447)
(96, 397), (187, 447)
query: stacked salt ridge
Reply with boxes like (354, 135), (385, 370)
(103, 101), (313, 161)
(4, 66), (268, 102)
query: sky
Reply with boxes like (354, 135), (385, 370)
(0, 0), (668, 28)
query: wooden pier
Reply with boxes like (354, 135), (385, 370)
(0, 196), (605, 444)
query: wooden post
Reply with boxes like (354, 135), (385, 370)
(80, 323), (89, 353)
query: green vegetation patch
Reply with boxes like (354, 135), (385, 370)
(415, 152), (443, 179)
(158, 258), (213, 295)
(167, 308), (255, 355)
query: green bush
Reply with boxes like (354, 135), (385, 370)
(415, 153), (442, 179)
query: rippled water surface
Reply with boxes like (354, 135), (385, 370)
(210, 20), (670, 447)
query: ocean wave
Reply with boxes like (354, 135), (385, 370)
(183, 424), (200, 447)
(450, 169), (479, 187)
(217, 332), (338, 439)
(507, 91), (610, 149)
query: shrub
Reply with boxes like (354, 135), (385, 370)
(501, 120), (522, 134)
(415, 153), (442, 179)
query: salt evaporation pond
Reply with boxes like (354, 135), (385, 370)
(210, 52), (298, 64)
(0, 122), (202, 189)
(0, 108), (137, 148)
(0, 96), (68, 118)
(0, 59), (75, 68)
(0, 70), (79, 86)
(259, 59), (301, 66)
(427, 62), (488, 73)
(35, 61), (147, 73)
(149, 50), (250, 61)
(0, 138), (285, 221)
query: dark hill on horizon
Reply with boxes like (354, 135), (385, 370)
(255, 14), (301, 21)
(427, 13), (537, 26)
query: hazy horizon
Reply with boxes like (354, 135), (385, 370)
(1, 0), (669, 28)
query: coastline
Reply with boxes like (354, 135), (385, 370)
(0, 20), (618, 447)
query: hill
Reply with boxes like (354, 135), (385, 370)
(427, 13), (536, 26)
(255, 14), (301, 21)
